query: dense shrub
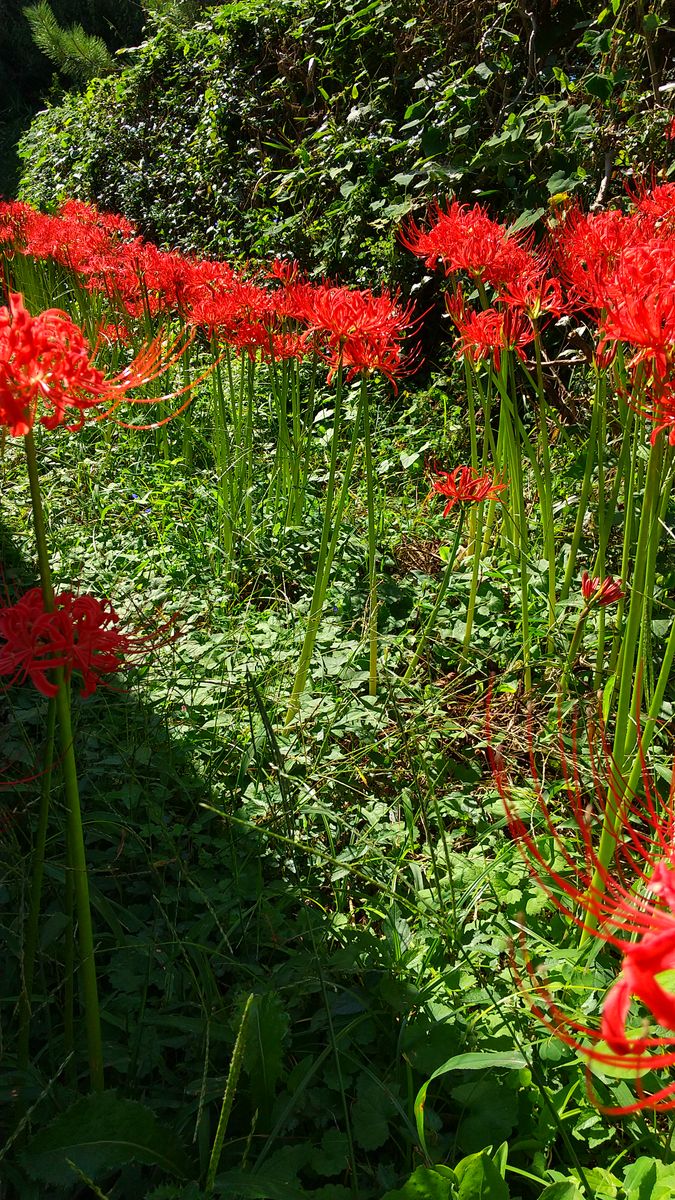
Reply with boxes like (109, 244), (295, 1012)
(17, 0), (674, 280)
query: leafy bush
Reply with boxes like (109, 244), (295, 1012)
(17, 0), (674, 280)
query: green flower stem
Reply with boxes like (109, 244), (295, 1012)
(607, 408), (641, 682)
(464, 359), (479, 549)
(559, 608), (591, 699)
(496, 361), (531, 692)
(18, 696), (57, 1073)
(361, 376), (378, 696)
(181, 333), (193, 468)
(462, 500), (486, 656)
(580, 613), (675, 946)
(612, 436), (664, 770)
(532, 333), (557, 654)
(23, 430), (104, 1092)
(64, 833), (77, 1088)
(403, 511), (465, 685)
(578, 438), (671, 947)
(560, 373), (603, 603)
(286, 366), (353, 724)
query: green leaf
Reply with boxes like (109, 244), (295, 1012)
(414, 1053), (525, 1157)
(537, 1185), (583, 1200)
(352, 1077), (395, 1150)
(455, 1151), (510, 1200)
(243, 991), (289, 1118)
(623, 1158), (658, 1200)
(380, 1166), (453, 1200)
(213, 1167), (306, 1199)
(20, 1092), (191, 1186)
(584, 73), (615, 101)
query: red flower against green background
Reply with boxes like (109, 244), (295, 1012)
(581, 571), (624, 608)
(489, 701), (675, 1114)
(432, 465), (505, 515)
(0, 588), (165, 698)
(401, 200), (536, 289)
(0, 292), (192, 437)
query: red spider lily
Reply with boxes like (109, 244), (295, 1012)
(432, 465), (505, 516)
(634, 182), (675, 236)
(448, 297), (534, 370)
(500, 270), (566, 321)
(648, 381), (675, 445)
(19, 203), (137, 281)
(296, 284), (419, 386)
(0, 200), (33, 249)
(581, 571), (624, 607)
(0, 292), (193, 437)
(597, 238), (675, 383)
(0, 588), (173, 698)
(401, 200), (537, 289)
(488, 695), (675, 1113)
(550, 206), (642, 312)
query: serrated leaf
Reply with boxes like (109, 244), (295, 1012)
(352, 1077), (395, 1150)
(20, 1091), (191, 1185)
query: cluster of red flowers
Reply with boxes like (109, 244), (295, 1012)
(0, 291), (192, 437)
(0, 589), (159, 697)
(402, 186), (675, 444)
(0, 200), (417, 386)
(489, 701), (675, 1114)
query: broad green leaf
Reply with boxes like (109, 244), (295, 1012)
(20, 1091), (191, 1186)
(623, 1157), (658, 1200)
(243, 991), (289, 1118)
(414, 1052), (525, 1155)
(380, 1166), (453, 1200)
(537, 1185), (583, 1200)
(213, 1167), (307, 1199)
(455, 1151), (510, 1200)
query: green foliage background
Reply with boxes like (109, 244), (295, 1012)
(14, 0), (673, 280)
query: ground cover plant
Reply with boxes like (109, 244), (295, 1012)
(0, 178), (674, 1200)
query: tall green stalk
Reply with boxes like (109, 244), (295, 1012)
(23, 430), (104, 1092)
(286, 365), (364, 723)
(361, 376), (378, 695)
(18, 697), (57, 1072)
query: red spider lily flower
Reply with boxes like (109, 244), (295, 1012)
(597, 239), (675, 383)
(500, 270), (566, 321)
(550, 205), (642, 312)
(488, 695), (675, 1114)
(581, 571), (624, 607)
(401, 200), (538, 289)
(296, 284), (419, 386)
(0, 200), (33, 250)
(648, 381), (675, 445)
(0, 292), (193, 437)
(432, 465), (505, 516)
(448, 298), (534, 371)
(668, 117), (675, 142)
(634, 182), (675, 236)
(19, 203), (137, 282)
(0, 589), (172, 698)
